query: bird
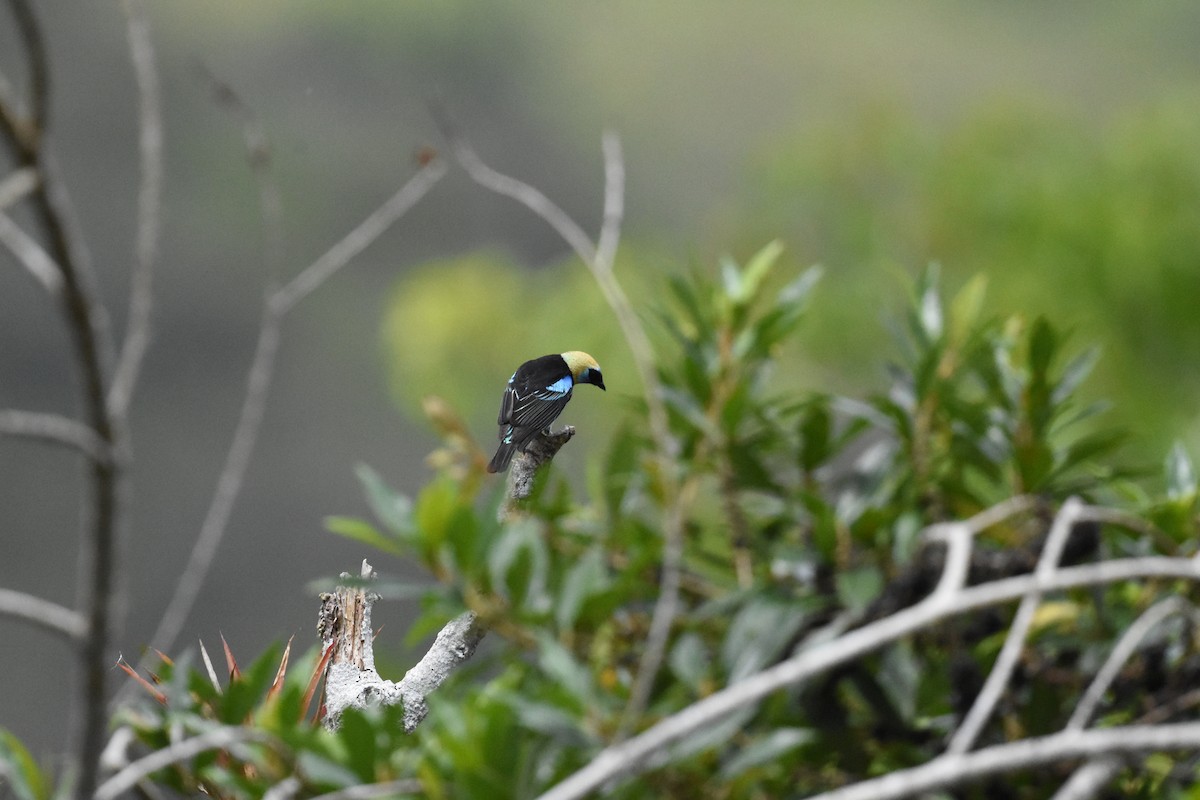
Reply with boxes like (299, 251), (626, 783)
(487, 350), (606, 473)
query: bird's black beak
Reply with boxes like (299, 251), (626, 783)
(593, 372), (606, 391)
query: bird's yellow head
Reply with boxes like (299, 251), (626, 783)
(561, 350), (605, 390)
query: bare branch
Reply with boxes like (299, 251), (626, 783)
(0, 408), (111, 462)
(394, 610), (484, 732)
(0, 166), (37, 209)
(140, 312), (282, 660)
(947, 496), (1084, 754)
(319, 561), (483, 733)
(438, 119), (685, 735)
(107, 0), (163, 418)
(94, 726), (276, 800)
(272, 159), (447, 315)
(434, 112), (597, 265)
(501, 426), (577, 517)
(1051, 758), (1122, 800)
(805, 723), (1200, 800)
(139, 153), (446, 664)
(0, 209), (61, 293)
(534, 503), (1200, 800)
(4, 0), (48, 143)
(1067, 596), (1199, 731)
(0, 587), (86, 640)
(309, 780), (424, 800)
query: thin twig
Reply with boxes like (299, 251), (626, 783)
(0, 208), (62, 293)
(2, 7), (121, 799)
(534, 523), (1200, 799)
(804, 723), (1200, 800)
(309, 780), (424, 800)
(947, 497), (1084, 754)
(438, 118), (685, 736)
(0, 165), (37, 209)
(142, 161), (446, 663)
(1054, 686), (1200, 800)
(0, 408), (111, 462)
(108, 0), (163, 418)
(0, 587), (87, 640)
(94, 727), (276, 800)
(5, 0), (48, 140)
(1066, 596), (1198, 731)
(273, 159), (447, 314)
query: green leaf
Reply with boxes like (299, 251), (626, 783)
(720, 727), (815, 780)
(415, 477), (466, 567)
(736, 239), (785, 304)
(915, 264), (944, 342)
(324, 516), (404, 556)
(722, 599), (811, 682)
(355, 464), (414, 537)
(836, 566), (884, 615)
(1052, 345), (1100, 405)
(555, 546), (610, 631)
(537, 635), (593, 706)
(799, 400), (832, 472)
(948, 273), (987, 345)
(488, 519), (547, 610)
(1166, 442), (1197, 502)
(338, 709), (377, 783)
(1028, 316), (1057, 378)
(504, 695), (594, 747)
(0, 728), (50, 800)
(668, 632), (711, 692)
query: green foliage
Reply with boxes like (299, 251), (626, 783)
(107, 250), (1200, 798)
(735, 99), (1200, 459)
(0, 727), (54, 800)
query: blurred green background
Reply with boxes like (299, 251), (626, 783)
(2, 0), (1199, 757)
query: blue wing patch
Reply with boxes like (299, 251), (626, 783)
(538, 375), (574, 398)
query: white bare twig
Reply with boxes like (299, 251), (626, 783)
(0, 408), (111, 462)
(439, 119), (684, 735)
(94, 726), (276, 800)
(320, 561), (484, 733)
(947, 496), (1085, 754)
(0, 587), (87, 639)
(107, 0), (162, 418)
(924, 494), (1038, 598)
(0, 166), (37, 209)
(1051, 758), (1123, 800)
(535, 500), (1200, 800)
(805, 723), (1200, 800)
(140, 159), (447, 664)
(394, 611), (484, 732)
(0, 208), (61, 294)
(1068, 596), (1199, 731)
(309, 780), (424, 800)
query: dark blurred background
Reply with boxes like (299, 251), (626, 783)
(3, 1), (1200, 758)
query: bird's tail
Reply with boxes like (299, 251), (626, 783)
(487, 442), (517, 473)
